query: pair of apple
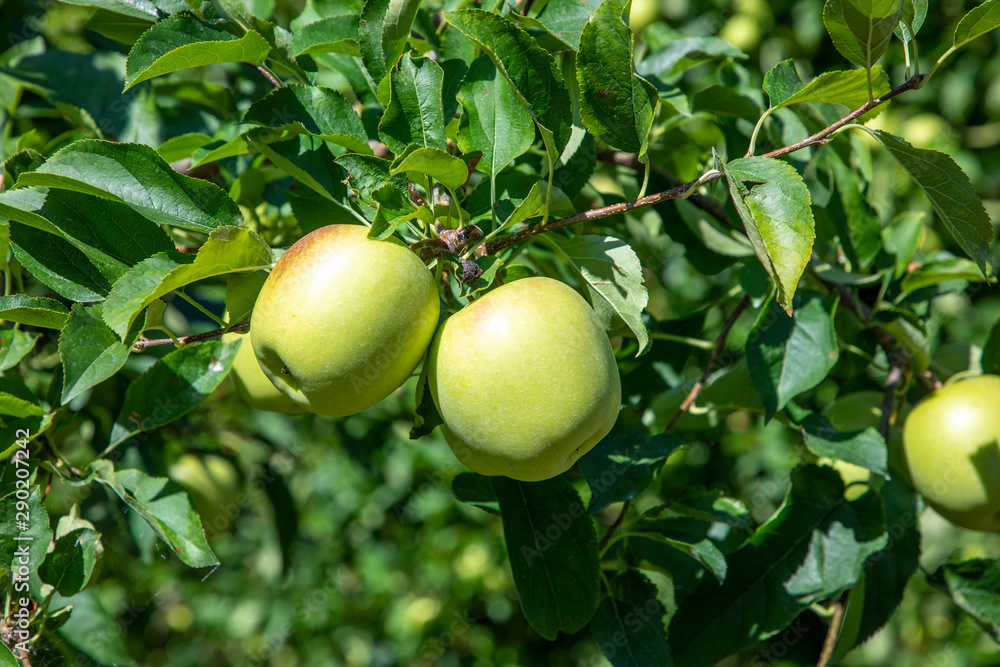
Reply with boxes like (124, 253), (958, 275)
(231, 224), (621, 482)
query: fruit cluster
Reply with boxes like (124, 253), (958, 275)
(231, 224), (622, 482)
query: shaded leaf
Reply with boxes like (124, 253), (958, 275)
(0, 295), (69, 329)
(243, 84), (370, 154)
(59, 304), (132, 404)
(451, 473), (500, 515)
(823, 0), (902, 71)
(801, 414), (889, 478)
(928, 558), (1000, 641)
(0, 329), (38, 371)
(578, 424), (681, 513)
(592, 570), (672, 667)
(38, 527), (102, 596)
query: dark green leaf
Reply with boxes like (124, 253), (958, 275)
(637, 32), (746, 80)
(53, 589), (130, 665)
(667, 487), (754, 532)
(825, 151), (882, 270)
(928, 558), (1000, 641)
(0, 487), (51, 580)
(801, 414), (888, 478)
(359, 0), (421, 86)
(746, 292), (840, 421)
(242, 84), (370, 154)
(823, 0), (902, 70)
(108, 338), (239, 447)
(533, 0), (596, 51)
(39, 527), (102, 596)
(84, 8), (154, 45)
(2, 149), (44, 186)
(492, 476), (600, 640)
(578, 425), (681, 513)
(451, 473), (499, 515)
(248, 131), (350, 201)
(17, 140), (243, 233)
(379, 53), (447, 155)
(410, 362), (443, 439)
(225, 271), (267, 325)
(59, 304), (132, 405)
(591, 570), (672, 667)
(124, 14), (271, 90)
(577, 0), (657, 156)
(982, 318), (1000, 375)
(0, 295), (69, 329)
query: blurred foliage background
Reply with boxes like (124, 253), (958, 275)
(2, 0), (1000, 664)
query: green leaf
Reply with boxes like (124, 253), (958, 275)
(533, 0), (597, 51)
(0, 295), (69, 329)
(823, 0), (902, 71)
(410, 362), (443, 439)
(578, 424), (681, 513)
(719, 155), (816, 313)
(953, 0), (1000, 47)
(378, 53), (447, 155)
(59, 304), (132, 405)
(247, 131), (350, 201)
(446, 9), (574, 164)
(52, 588), (130, 665)
(458, 256), (503, 298)
(242, 84), (371, 154)
(825, 150), (882, 270)
(867, 129), (994, 277)
(39, 527), (102, 596)
(928, 558), (1000, 641)
(591, 570), (672, 667)
(17, 140), (243, 233)
(84, 8), (154, 45)
(901, 256), (989, 292)
(92, 460), (218, 568)
(0, 393), (46, 418)
(2, 149), (44, 186)
(451, 473), (499, 515)
(668, 465), (888, 666)
(155, 132), (214, 162)
(0, 643), (16, 667)
(0, 329), (38, 371)
(628, 514), (730, 582)
(108, 338), (239, 447)
(894, 0), (927, 45)
(102, 226), (271, 338)
(389, 147), (467, 192)
(456, 55), (535, 176)
(801, 414), (888, 478)
(8, 226), (115, 302)
(54, 0), (159, 20)
(225, 271), (267, 325)
(982, 318), (1000, 375)
(0, 486), (51, 580)
(337, 154), (413, 227)
(637, 32), (746, 80)
(359, 0), (422, 86)
(577, 0), (658, 156)
(291, 15), (361, 57)
(124, 15), (271, 90)
(764, 60), (891, 110)
(746, 292), (840, 421)
(492, 476), (600, 640)
(667, 487), (754, 532)
(557, 235), (650, 355)
(211, 0), (307, 81)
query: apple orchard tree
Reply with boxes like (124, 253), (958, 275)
(2, 0), (1000, 664)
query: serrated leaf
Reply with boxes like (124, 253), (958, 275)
(928, 558), (1000, 641)
(636, 32), (746, 80)
(901, 256), (988, 292)
(2, 149), (44, 186)
(456, 55), (535, 176)
(247, 130), (349, 201)
(954, 0), (1000, 47)
(801, 414), (889, 478)
(825, 150), (882, 270)
(155, 132), (214, 162)
(108, 338), (238, 447)
(577, 0), (657, 156)
(668, 465), (888, 667)
(533, 0), (596, 51)
(0, 394), (45, 418)
(54, 0), (159, 20)
(359, 0), (422, 86)
(867, 129), (994, 277)
(0, 295), (69, 329)
(410, 362), (443, 439)
(823, 0), (902, 71)
(242, 84), (371, 154)
(59, 304), (132, 404)
(337, 153), (413, 226)
(578, 425), (681, 513)
(103, 226), (271, 338)
(746, 292), (839, 421)
(557, 235), (649, 355)
(446, 9), (573, 166)
(39, 527), (102, 596)
(0, 486), (51, 580)
(92, 460), (218, 568)
(718, 155), (815, 313)
(0, 329), (38, 371)
(667, 487), (754, 532)
(379, 53), (447, 155)
(16, 140), (243, 233)
(451, 472), (499, 515)
(124, 15), (271, 90)
(291, 15), (361, 57)
(492, 476), (600, 640)
(592, 570), (672, 667)
(390, 147), (467, 192)
(764, 60), (890, 110)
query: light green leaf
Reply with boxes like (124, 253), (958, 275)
(801, 414), (888, 478)
(242, 84), (371, 155)
(823, 0), (902, 71)
(55, 0), (159, 21)
(456, 55), (535, 176)
(764, 60), (891, 110)
(378, 53), (447, 155)
(291, 15), (361, 57)
(577, 0), (658, 155)
(155, 132), (214, 162)
(390, 147), (467, 192)
(0, 394), (46, 418)
(532, 0), (597, 51)
(0, 295), (69, 329)
(17, 140), (243, 233)
(102, 226), (272, 338)
(124, 15), (271, 90)
(954, 0), (1000, 46)
(337, 153), (413, 228)
(557, 235), (649, 355)
(59, 304), (132, 405)
(867, 129), (994, 277)
(0, 329), (38, 371)
(719, 155), (815, 313)
(928, 559), (1000, 641)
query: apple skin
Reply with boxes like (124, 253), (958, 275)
(902, 375), (1000, 531)
(224, 333), (305, 414)
(251, 224), (440, 417)
(427, 277), (621, 482)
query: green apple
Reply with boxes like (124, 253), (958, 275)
(224, 333), (305, 414)
(428, 277), (621, 482)
(251, 224), (440, 417)
(169, 453), (241, 535)
(902, 374), (1000, 531)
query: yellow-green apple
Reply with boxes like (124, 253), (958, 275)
(224, 333), (304, 414)
(251, 224), (440, 416)
(427, 277), (621, 482)
(902, 375), (1000, 531)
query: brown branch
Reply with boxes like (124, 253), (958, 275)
(598, 499), (631, 551)
(248, 63), (282, 88)
(879, 365), (905, 440)
(486, 74), (926, 256)
(664, 295), (751, 434)
(132, 321), (250, 352)
(817, 596), (846, 667)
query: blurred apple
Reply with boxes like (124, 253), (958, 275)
(169, 453), (242, 535)
(224, 333), (305, 414)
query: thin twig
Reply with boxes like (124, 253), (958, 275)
(132, 321), (250, 352)
(598, 500), (631, 551)
(817, 596), (846, 667)
(664, 296), (751, 434)
(879, 365), (905, 439)
(248, 63), (282, 88)
(486, 75), (925, 256)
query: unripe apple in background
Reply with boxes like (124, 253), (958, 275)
(251, 225), (440, 417)
(224, 333), (305, 414)
(169, 453), (241, 535)
(902, 375), (1000, 531)
(428, 277), (621, 482)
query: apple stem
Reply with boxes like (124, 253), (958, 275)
(132, 321), (251, 352)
